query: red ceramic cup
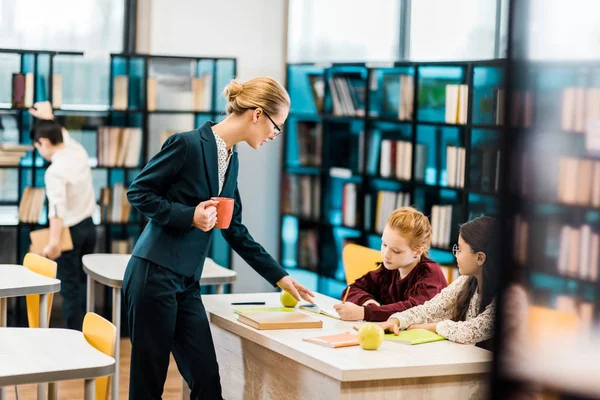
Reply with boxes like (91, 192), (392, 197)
(211, 197), (234, 229)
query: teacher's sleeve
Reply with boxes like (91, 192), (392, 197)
(127, 133), (196, 230)
(221, 184), (288, 287)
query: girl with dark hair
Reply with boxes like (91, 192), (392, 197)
(377, 215), (499, 347)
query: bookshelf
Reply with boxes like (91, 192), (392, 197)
(0, 48), (237, 326)
(280, 60), (506, 299)
(494, 58), (600, 399)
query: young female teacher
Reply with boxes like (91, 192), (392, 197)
(123, 77), (315, 400)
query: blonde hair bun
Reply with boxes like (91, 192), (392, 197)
(222, 76), (290, 116)
(224, 79), (244, 102)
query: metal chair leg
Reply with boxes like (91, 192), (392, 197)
(14, 385), (20, 400)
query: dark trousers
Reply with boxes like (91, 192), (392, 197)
(55, 217), (96, 330)
(123, 256), (223, 400)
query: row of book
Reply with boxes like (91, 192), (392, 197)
(11, 73), (63, 109)
(373, 135), (427, 181)
(295, 122), (322, 167)
(431, 204), (460, 249)
(513, 217), (599, 282)
(97, 127), (142, 167)
(341, 183), (358, 228)
(0, 144), (32, 166)
(329, 76), (366, 117)
(445, 84), (469, 124)
(446, 146), (466, 188)
(99, 184), (132, 224)
(18, 187), (45, 223)
(281, 174), (321, 221)
(298, 229), (319, 272)
(557, 157), (600, 207)
(368, 191), (412, 234)
(394, 74), (415, 121)
(113, 74), (213, 111)
(514, 154), (600, 206)
(561, 87), (600, 134)
(379, 140), (413, 181)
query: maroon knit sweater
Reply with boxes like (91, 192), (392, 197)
(343, 256), (448, 322)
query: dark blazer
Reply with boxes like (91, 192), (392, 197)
(127, 121), (288, 284)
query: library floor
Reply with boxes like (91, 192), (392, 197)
(4, 339), (183, 400)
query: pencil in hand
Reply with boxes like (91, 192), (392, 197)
(342, 285), (351, 304)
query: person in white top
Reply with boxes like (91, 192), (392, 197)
(378, 216), (499, 348)
(30, 102), (97, 330)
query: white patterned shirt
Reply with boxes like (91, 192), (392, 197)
(389, 275), (496, 345)
(212, 132), (231, 195)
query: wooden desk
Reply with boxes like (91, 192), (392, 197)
(82, 254), (237, 400)
(0, 328), (115, 400)
(202, 292), (492, 400)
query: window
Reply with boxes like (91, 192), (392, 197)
(526, 0), (600, 60)
(288, 0), (402, 63)
(0, 0), (125, 52)
(410, 0), (498, 61)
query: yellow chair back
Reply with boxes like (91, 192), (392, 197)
(342, 244), (381, 284)
(82, 312), (117, 400)
(23, 252), (57, 328)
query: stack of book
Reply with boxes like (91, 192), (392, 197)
(97, 127), (142, 167)
(0, 144), (32, 166)
(446, 145), (466, 188)
(445, 84), (469, 124)
(11, 73), (34, 108)
(430, 205), (460, 249)
(397, 74), (415, 120)
(329, 76), (366, 117)
(18, 187), (45, 223)
(371, 191), (411, 234)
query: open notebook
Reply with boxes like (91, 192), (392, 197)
(384, 329), (446, 345)
(299, 304), (340, 320)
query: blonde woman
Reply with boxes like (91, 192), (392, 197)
(123, 77), (315, 400)
(334, 207), (447, 322)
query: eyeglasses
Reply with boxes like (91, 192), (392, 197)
(452, 244), (478, 257)
(262, 110), (283, 138)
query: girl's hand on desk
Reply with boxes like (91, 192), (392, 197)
(407, 323), (437, 333)
(362, 299), (381, 307)
(377, 318), (400, 335)
(333, 302), (364, 321)
(277, 276), (315, 304)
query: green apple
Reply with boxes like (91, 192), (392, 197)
(280, 290), (298, 308)
(358, 323), (384, 350)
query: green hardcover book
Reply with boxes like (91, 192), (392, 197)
(385, 329), (446, 345)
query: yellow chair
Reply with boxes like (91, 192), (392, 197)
(82, 312), (117, 400)
(342, 243), (382, 285)
(23, 252), (57, 328)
